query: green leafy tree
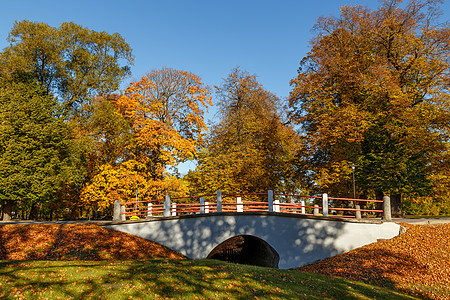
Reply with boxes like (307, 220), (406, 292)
(0, 20), (134, 116)
(0, 20), (134, 218)
(289, 0), (449, 216)
(0, 77), (83, 220)
(87, 94), (133, 168)
(188, 68), (303, 196)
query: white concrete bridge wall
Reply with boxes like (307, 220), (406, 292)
(106, 213), (400, 269)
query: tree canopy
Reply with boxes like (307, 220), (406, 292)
(288, 0), (449, 216)
(188, 68), (302, 195)
(0, 20), (134, 116)
(81, 68), (211, 211)
(1, 8), (449, 220)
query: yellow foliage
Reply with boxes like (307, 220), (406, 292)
(81, 161), (147, 212)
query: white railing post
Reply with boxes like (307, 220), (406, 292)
(355, 204), (361, 220)
(171, 203), (177, 216)
(268, 190), (274, 212)
(301, 200), (306, 214)
(322, 193), (329, 217)
(383, 196), (392, 222)
(237, 196), (243, 212)
(200, 197), (205, 214)
(147, 202), (152, 217)
(120, 205), (126, 221)
(274, 199), (280, 213)
(313, 204), (319, 216)
(113, 200), (121, 221)
(205, 201), (209, 213)
(216, 191), (222, 213)
(164, 195), (171, 217)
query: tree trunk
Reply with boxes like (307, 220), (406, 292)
(391, 193), (403, 217)
(28, 202), (41, 220)
(2, 200), (13, 221)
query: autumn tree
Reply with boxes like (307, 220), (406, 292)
(0, 20), (134, 116)
(81, 68), (211, 212)
(188, 68), (302, 196)
(87, 94), (133, 167)
(289, 0), (449, 216)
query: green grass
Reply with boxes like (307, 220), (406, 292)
(0, 259), (419, 299)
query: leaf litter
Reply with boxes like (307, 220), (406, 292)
(0, 223), (185, 260)
(296, 223), (450, 299)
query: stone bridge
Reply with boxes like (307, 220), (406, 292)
(105, 212), (400, 269)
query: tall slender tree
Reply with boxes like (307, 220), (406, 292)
(188, 68), (302, 195)
(0, 20), (134, 219)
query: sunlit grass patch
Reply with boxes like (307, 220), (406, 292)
(0, 259), (418, 299)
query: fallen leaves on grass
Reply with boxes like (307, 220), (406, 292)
(0, 223), (185, 260)
(296, 223), (450, 300)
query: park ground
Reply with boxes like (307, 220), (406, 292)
(0, 221), (448, 299)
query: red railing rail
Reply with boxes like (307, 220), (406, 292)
(328, 196), (383, 203)
(113, 191), (388, 221)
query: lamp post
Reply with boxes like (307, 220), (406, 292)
(351, 163), (356, 199)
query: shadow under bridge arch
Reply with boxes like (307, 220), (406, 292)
(207, 234), (279, 268)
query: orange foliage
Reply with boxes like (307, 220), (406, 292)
(82, 68), (211, 212)
(288, 0), (449, 206)
(115, 68), (211, 170)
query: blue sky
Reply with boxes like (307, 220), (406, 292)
(1, 0), (448, 103)
(1, 0), (448, 173)
(0, 0), (392, 99)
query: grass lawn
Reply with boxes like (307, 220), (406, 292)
(0, 259), (419, 300)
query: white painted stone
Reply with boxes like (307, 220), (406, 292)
(147, 203), (152, 217)
(274, 200), (280, 213)
(200, 198), (205, 214)
(172, 203), (176, 216)
(322, 194), (328, 217)
(237, 197), (243, 212)
(106, 214), (400, 269)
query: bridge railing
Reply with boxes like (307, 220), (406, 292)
(113, 191), (390, 221)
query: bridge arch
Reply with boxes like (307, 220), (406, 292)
(206, 234), (280, 268)
(106, 212), (400, 269)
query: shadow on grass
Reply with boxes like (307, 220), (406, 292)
(0, 260), (420, 299)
